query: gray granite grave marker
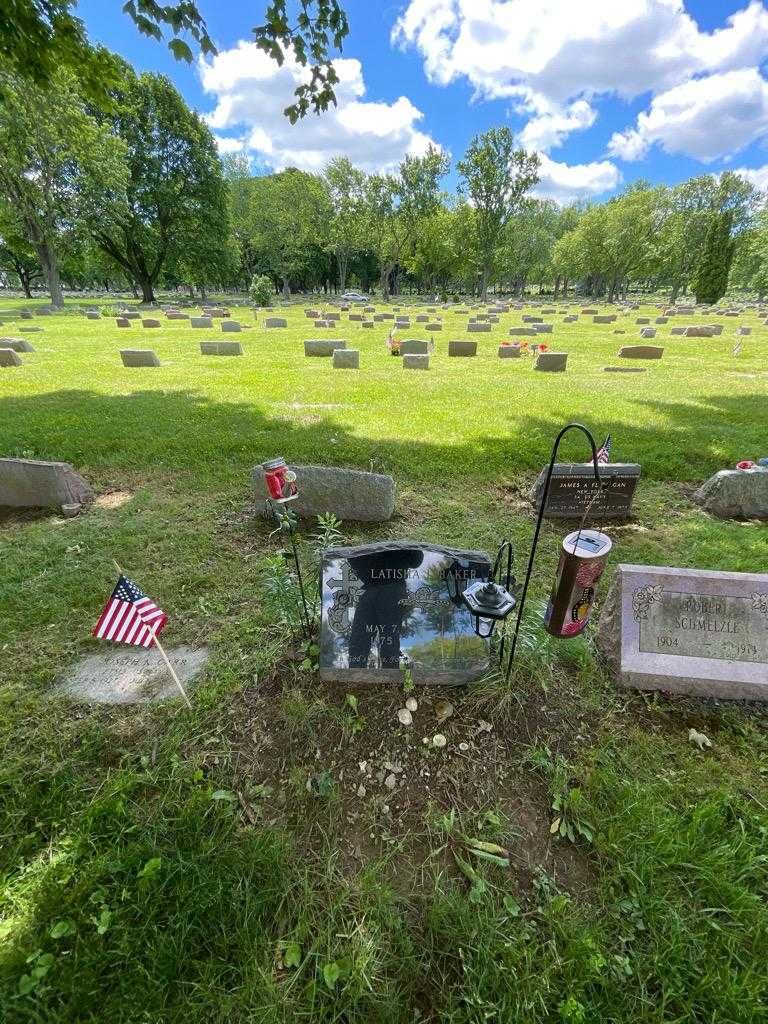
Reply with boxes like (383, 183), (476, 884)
(531, 463), (641, 518)
(597, 564), (768, 700)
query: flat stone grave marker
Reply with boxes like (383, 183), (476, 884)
(403, 353), (429, 369)
(604, 366), (647, 373)
(594, 315), (617, 324)
(1, 338), (34, 352)
(694, 467), (768, 520)
(639, 328), (657, 338)
(467, 322), (491, 333)
(305, 338), (347, 357)
(120, 349), (160, 367)
(142, 318), (161, 328)
(200, 341), (243, 356)
(499, 344), (521, 358)
(86, 311), (101, 320)
(221, 321), (241, 332)
(252, 464), (394, 521)
(333, 348), (359, 368)
(320, 541), (491, 684)
(166, 311), (189, 320)
(116, 318), (131, 327)
(534, 352), (567, 371)
(264, 317), (287, 328)
(510, 327), (537, 336)
(531, 463), (641, 519)
(19, 327), (41, 333)
(448, 340), (477, 357)
(685, 326), (715, 337)
(0, 348), (22, 367)
(191, 316), (212, 328)
(597, 564), (768, 700)
(0, 457), (92, 510)
(426, 323), (442, 331)
(400, 339), (428, 355)
(619, 345), (663, 359)
(55, 645), (209, 704)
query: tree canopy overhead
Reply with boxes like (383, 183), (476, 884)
(2, 0), (349, 118)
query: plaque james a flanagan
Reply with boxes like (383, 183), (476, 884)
(597, 564), (768, 701)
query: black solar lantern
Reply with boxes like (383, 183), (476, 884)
(462, 578), (517, 638)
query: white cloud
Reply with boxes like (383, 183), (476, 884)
(608, 69), (768, 162)
(729, 163), (768, 192)
(519, 99), (596, 152)
(200, 41), (439, 174)
(533, 153), (622, 205)
(393, 0), (768, 160)
(214, 135), (247, 155)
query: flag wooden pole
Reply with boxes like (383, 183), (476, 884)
(150, 631), (193, 709)
(112, 560), (193, 709)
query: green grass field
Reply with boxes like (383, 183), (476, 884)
(1, 295), (767, 1022)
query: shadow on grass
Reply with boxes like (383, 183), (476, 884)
(0, 388), (766, 486)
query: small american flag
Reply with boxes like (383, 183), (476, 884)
(92, 575), (167, 648)
(596, 434), (612, 464)
(733, 342), (742, 357)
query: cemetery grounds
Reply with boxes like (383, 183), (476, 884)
(0, 296), (767, 1023)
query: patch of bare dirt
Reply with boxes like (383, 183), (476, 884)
(217, 656), (598, 899)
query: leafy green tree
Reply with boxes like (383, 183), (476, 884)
(250, 273), (274, 306)
(324, 157), (367, 292)
(223, 154), (260, 290)
(0, 212), (42, 297)
(0, 69), (127, 306)
(92, 65), (229, 303)
(363, 147), (449, 297)
(3, 1), (348, 119)
(457, 127), (540, 300)
(652, 172), (757, 302)
(499, 199), (559, 297)
(691, 211), (736, 304)
(247, 169), (332, 294)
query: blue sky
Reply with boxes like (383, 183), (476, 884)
(78, 0), (768, 202)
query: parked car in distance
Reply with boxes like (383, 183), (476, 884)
(340, 291), (369, 302)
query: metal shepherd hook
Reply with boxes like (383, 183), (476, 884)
(504, 422), (603, 679)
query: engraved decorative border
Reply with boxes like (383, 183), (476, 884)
(632, 584), (664, 622)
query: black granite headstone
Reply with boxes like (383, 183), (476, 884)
(530, 463), (641, 519)
(320, 541), (491, 684)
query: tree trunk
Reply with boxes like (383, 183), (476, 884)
(130, 281), (139, 299)
(553, 275), (561, 300)
(479, 264), (491, 302)
(337, 253), (348, 293)
(281, 277), (290, 297)
(137, 276), (155, 303)
(19, 270), (33, 298)
(35, 240), (64, 308)
(669, 281), (680, 303)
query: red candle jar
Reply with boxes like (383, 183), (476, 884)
(544, 529), (612, 638)
(263, 457), (298, 501)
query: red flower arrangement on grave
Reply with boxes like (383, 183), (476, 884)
(539, 342), (548, 352)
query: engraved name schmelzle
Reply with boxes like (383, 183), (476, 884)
(632, 584), (663, 622)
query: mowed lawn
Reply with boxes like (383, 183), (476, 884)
(1, 296), (767, 1023)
